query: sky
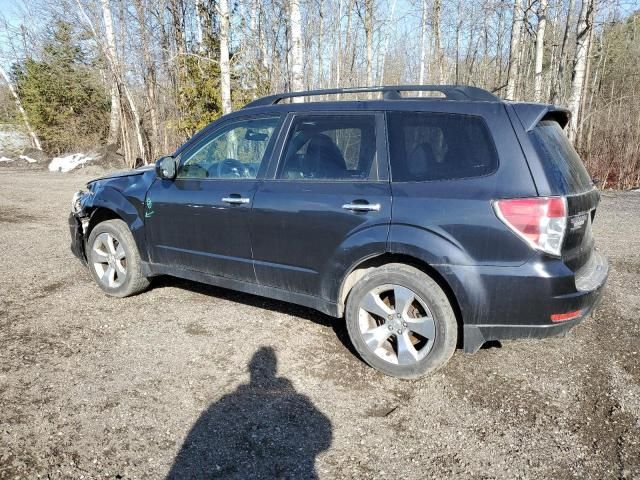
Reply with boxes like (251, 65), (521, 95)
(0, 0), (21, 26)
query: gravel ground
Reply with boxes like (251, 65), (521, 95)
(1, 169), (639, 479)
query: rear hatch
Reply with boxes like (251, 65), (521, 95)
(527, 118), (599, 273)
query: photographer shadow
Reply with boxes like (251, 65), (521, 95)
(166, 347), (332, 479)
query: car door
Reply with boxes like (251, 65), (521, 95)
(250, 112), (392, 299)
(145, 115), (281, 282)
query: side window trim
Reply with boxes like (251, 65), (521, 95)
(267, 111), (387, 182)
(177, 114), (283, 181)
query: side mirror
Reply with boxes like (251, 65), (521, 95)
(155, 156), (177, 180)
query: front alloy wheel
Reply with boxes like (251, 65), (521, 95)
(92, 232), (127, 288)
(86, 219), (150, 297)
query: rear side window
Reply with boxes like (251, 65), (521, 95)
(529, 120), (593, 194)
(388, 112), (497, 182)
(278, 115), (377, 180)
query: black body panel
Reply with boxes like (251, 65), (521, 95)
(68, 87), (608, 352)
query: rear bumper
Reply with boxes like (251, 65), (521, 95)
(450, 251), (608, 353)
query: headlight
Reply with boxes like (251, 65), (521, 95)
(71, 191), (85, 214)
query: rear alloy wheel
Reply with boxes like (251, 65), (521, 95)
(345, 264), (457, 378)
(87, 219), (150, 297)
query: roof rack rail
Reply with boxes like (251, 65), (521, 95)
(243, 84), (499, 108)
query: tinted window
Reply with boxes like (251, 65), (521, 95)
(178, 117), (279, 179)
(388, 112), (497, 181)
(278, 115), (376, 180)
(529, 120), (593, 194)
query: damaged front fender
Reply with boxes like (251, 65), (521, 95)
(68, 167), (155, 264)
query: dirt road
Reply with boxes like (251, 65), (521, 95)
(1, 169), (638, 479)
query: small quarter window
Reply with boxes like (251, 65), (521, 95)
(388, 112), (498, 182)
(278, 115), (377, 180)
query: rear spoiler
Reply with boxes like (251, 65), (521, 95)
(511, 103), (571, 132)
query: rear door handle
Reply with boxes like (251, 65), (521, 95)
(342, 202), (381, 212)
(222, 196), (251, 205)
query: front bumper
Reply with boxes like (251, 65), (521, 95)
(457, 251), (608, 353)
(69, 213), (87, 264)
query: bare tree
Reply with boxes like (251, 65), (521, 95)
(75, 0), (148, 165)
(534, 0), (548, 102)
(101, 0), (121, 145)
(432, 0), (443, 84)
(568, 0), (596, 141)
(365, 0), (374, 87)
(0, 65), (41, 150)
(289, 0), (304, 94)
(418, 0), (428, 85)
(551, 0), (575, 103)
(219, 0), (232, 113)
(506, 0), (523, 99)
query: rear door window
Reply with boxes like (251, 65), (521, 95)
(387, 112), (498, 182)
(277, 114), (377, 181)
(529, 120), (593, 194)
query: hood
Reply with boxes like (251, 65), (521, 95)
(87, 164), (155, 186)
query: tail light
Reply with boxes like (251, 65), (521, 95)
(493, 197), (567, 257)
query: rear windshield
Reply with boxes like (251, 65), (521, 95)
(387, 112), (498, 182)
(529, 120), (593, 194)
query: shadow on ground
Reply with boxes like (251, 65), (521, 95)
(166, 347), (333, 479)
(152, 275), (358, 356)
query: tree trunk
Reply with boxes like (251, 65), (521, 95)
(379, 0), (398, 85)
(76, 0), (147, 165)
(219, 0), (232, 113)
(568, 0), (595, 142)
(102, 0), (121, 145)
(533, 0), (548, 102)
(433, 0), (443, 83)
(0, 66), (42, 150)
(365, 0), (374, 87)
(506, 0), (523, 100)
(317, 0), (324, 88)
(344, 0), (355, 84)
(578, 22), (596, 146)
(551, 0), (575, 103)
(195, 0), (206, 53)
(289, 0), (304, 95)
(496, 7), (505, 88)
(335, 0), (342, 88)
(418, 0), (428, 85)
(134, 0), (159, 158)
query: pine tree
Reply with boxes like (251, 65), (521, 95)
(13, 21), (109, 154)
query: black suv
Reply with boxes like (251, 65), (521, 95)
(69, 85), (608, 378)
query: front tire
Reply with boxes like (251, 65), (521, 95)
(345, 264), (457, 379)
(87, 219), (150, 297)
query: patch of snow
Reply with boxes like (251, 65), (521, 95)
(49, 153), (95, 173)
(0, 156), (15, 162)
(19, 154), (37, 163)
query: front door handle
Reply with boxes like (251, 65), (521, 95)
(342, 202), (381, 212)
(222, 196), (251, 205)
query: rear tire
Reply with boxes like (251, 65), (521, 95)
(345, 263), (457, 379)
(86, 219), (150, 297)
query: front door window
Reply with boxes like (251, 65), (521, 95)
(179, 117), (280, 179)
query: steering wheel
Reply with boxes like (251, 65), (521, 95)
(180, 163), (207, 178)
(217, 158), (249, 178)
